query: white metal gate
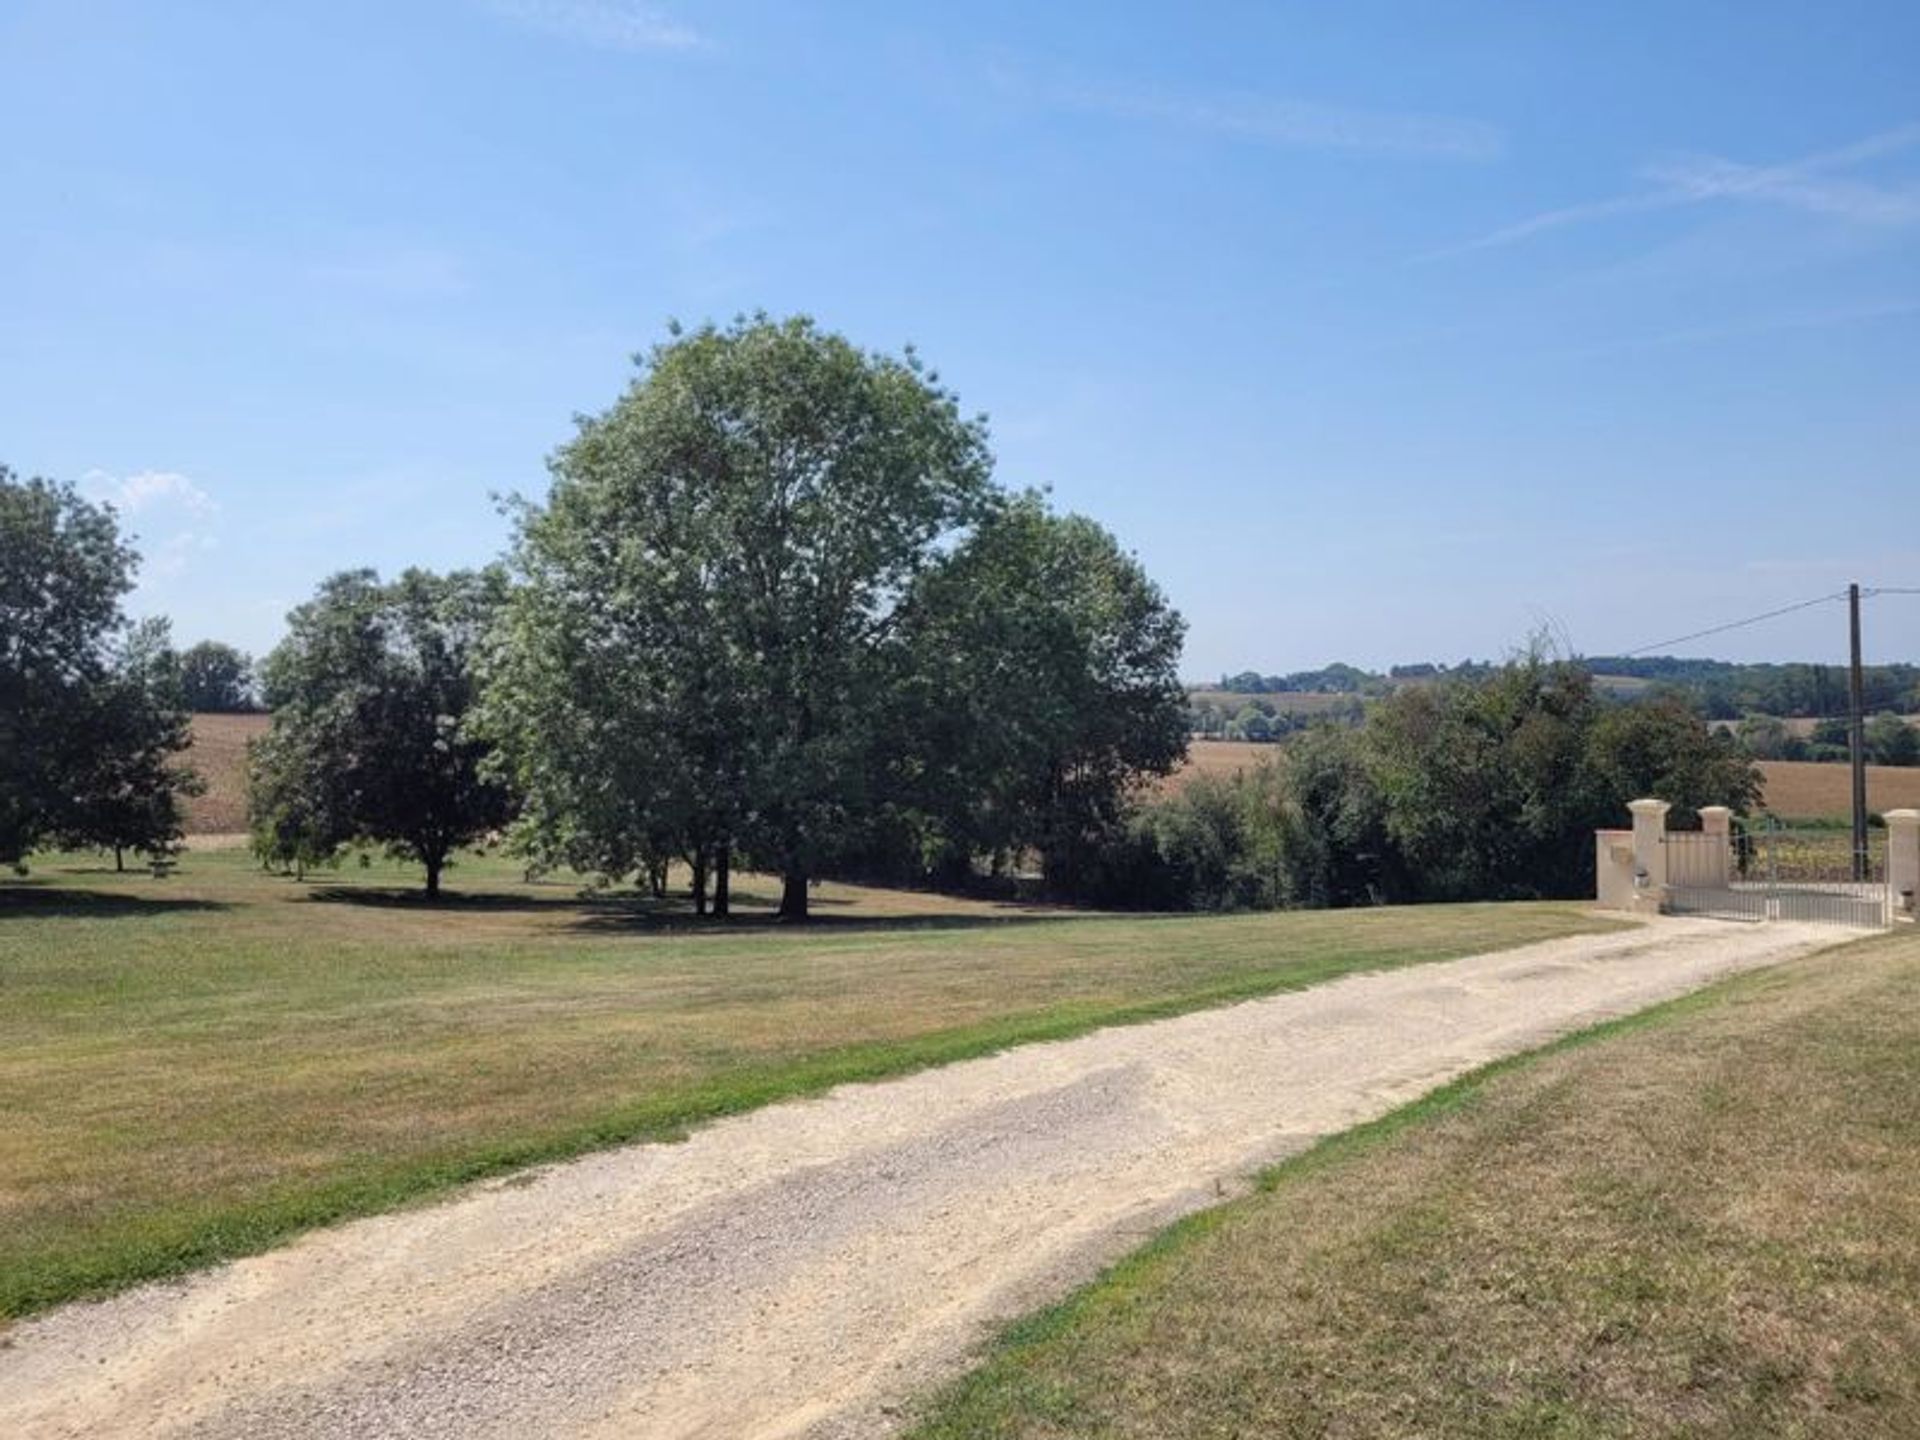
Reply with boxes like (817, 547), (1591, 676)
(1665, 819), (1890, 928)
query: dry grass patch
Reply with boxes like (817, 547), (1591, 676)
(914, 928), (1920, 1439)
(180, 712), (270, 834)
(1161, 740), (1283, 792)
(0, 849), (1612, 1319)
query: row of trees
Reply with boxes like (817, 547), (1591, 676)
(1589, 657), (1920, 719)
(13, 316), (1779, 911)
(1, 469), (202, 870)
(1734, 712), (1920, 767)
(246, 316), (1189, 910)
(1214, 662), (1387, 695)
(1101, 658), (1760, 911)
(1187, 696), (1364, 741)
(1211, 657), (1920, 723)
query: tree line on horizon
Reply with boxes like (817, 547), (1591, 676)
(1199, 661), (1920, 766)
(4, 314), (1772, 910)
(1211, 656), (1920, 721)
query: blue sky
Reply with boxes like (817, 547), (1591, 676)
(4, 1), (1918, 677)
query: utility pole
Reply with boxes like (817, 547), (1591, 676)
(1849, 582), (1869, 881)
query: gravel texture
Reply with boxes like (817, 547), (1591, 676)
(0, 916), (1841, 1439)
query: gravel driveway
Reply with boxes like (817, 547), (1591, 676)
(0, 916), (1841, 1439)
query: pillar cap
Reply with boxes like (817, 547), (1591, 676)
(1884, 808), (1920, 826)
(1627, 798), (1672, 816)
(1698, 805), (1732, 815)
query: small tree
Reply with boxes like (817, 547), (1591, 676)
(1867, 711), (1920, 767)
(260, 568), (514, 897)
(1734, 713), (1794, 761)
(1270, 723), (1395, 907)
(247, 725), (348, 879)
(179, 640), (256, 712)
(1812, 716), (1852, 750)
(54, 619), (203, 869)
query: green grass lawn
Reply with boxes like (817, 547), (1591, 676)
(913, 926), (1920, 1440)
(0, 848), (1612, 1322)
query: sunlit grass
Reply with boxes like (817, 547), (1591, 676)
(913, 927), (1920, 1439)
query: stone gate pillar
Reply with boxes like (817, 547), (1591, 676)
(1628, 798), (1671, 916)
(1698, 805), (1732, 887)
(1887, 809), (1920, 923)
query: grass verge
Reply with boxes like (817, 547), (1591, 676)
(0, 848), (1613, 1321)
(912, 926), (1920, 1439)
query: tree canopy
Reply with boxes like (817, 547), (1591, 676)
(483, 318), (1195, 915)
(179, 640), (256, 712)
(486, 314), (1002, 918)
(256, 567), (513, 896)
(1, 467), (197, 868)
(1117, 657), (1762, 912)
(52, 618), (203, 868)
(896, 495), (1188, 889)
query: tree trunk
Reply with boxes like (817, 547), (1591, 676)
(690, 851), (708, 917)
(114, 845), (124, 873)
(712, 844), (731, 918)
(648, 858), (668, 899)
(424, 852), (443, 900)
(778, 867), (809, 921)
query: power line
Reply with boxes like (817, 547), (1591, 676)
(1610, 590), (1848, 659)
(1865, 586), (1920, 596)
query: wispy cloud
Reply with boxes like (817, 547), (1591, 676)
(1004, 68), (1502, 162)
(485, 0), (697, 52)
(83, 470), (220, 582)
(85, 469), (217, 517)
(1452, 192), (1688, 251)
(1643, 154), (1920, 226)
(1450, 122), (1920, 254)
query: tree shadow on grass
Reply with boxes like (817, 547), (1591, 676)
(301, 883), (1090, 936)
(0, 886), (233, 918)
(302, 886), (586, 913)
(566, 907), (1089, 937)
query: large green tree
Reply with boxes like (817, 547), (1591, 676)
(896, 495), (1188, 891)
(487, 315), (996, 918)
(259, 568), (513, 897)
(1, 467), (198, 867)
